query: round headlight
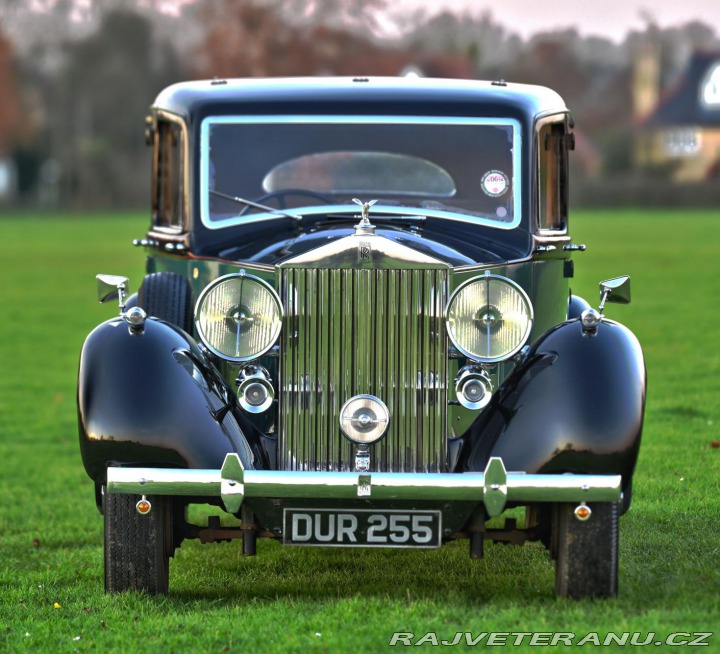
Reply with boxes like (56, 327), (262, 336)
(446, 273), (533, 363)
(195, 272), (282, 362)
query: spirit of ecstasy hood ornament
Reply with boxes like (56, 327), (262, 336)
(352, 198), (377, 234)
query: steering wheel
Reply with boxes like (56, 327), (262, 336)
(237, 189), (334, 215)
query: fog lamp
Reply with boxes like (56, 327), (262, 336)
(236, 365), (275, 413)
(455, 366), (493, 410)
(340, 395), (389, 445)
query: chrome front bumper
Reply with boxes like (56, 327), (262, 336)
(106, 455), (622, 517)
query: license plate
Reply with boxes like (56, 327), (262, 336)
(282, 508), (442, 548)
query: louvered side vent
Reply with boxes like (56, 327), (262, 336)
(279, 267), (449, 472)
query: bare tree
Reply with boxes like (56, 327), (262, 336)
(51, 8), (184, 207)
(0, 27), (20, 156)
(189, 0), (407, 79)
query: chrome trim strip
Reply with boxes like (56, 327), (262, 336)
(107, 456), (622, 518)
(108, 468), (224, 495)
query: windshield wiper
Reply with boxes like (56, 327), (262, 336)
(210, 189), (302, 223)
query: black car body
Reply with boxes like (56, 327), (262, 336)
(78, 77), (646, 598)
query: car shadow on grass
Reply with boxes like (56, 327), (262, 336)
(168, 538), (558, 604)
(160, 507), (718, 609)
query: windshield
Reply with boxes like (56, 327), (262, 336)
(201, 116), (521, 229)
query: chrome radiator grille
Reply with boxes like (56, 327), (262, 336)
(279, 267), (449, 472)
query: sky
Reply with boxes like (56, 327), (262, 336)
(396, 0), (720, 42)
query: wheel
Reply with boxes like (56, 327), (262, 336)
(138, 271), (194, 333)
(554, 502), (618, 599)
(104, 492), (172, 594)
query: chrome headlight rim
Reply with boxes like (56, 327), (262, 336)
(195, 271), (283, 363)
(236, 364), (275, 413)
(339, 394), (390, 445)
(455, 366), (494, 410)
(446, 272), (534, 363)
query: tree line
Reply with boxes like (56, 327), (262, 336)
(0, 0), (718, 209)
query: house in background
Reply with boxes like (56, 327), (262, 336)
(635, 50), (720, 181)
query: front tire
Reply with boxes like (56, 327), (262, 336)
(138, 271), (193, 333)
(104, 493), (172, 594)
(554, 502), (618, 599)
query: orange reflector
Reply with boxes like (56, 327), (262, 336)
(574, 504), (591, 521)
(136, 498), (152, 515)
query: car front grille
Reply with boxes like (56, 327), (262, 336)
(279, 267), (449, 472)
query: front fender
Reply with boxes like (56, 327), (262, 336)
(461, 318), (646, 485)
(78, 317), (258, 484)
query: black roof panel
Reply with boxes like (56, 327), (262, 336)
(153, 77), (567, 121)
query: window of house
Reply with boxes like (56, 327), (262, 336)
(538, 119), (569, 232)
(153, 120), (184, 230)
(664, 128), (701, 157)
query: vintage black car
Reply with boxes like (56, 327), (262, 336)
(78, 77), (646, 598)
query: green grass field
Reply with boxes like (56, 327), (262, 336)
(1, 211), (719, 653)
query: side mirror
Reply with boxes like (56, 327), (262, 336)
(599, 276), (630, 312)
(97, 274), (129, 313)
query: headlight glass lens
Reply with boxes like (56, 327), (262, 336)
(446, 274), (533, 362)
(195, 273), (282, 362)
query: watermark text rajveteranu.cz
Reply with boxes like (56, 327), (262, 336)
(388, 632), (713, 647)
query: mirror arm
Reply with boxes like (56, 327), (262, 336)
(598, 288), (611, 314)
(116, 284), (127, 315)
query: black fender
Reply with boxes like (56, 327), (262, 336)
(568, 293), (591, 319)
(78, 317), (261, 484)
(461, 318), (646, 486)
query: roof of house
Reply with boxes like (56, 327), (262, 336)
(643, 51), (720, 127)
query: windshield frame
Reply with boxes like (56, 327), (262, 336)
(199, 115), (523, 231)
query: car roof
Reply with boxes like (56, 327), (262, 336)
(153, 77), (568, 122)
